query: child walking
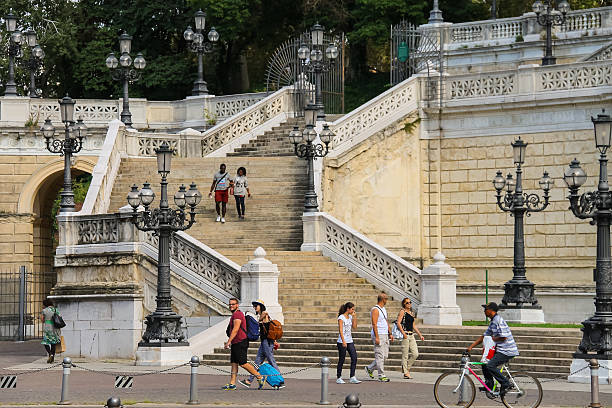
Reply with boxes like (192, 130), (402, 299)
(336, 302), (361, 384)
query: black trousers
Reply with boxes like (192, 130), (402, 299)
(336, 342), (357, 378)
(44, 344), (56, 356)
(234, 195), (245, 216)
(482, 352), (513, 388)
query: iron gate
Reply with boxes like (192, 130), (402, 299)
(265, 32), (345, 116)
(0, 266), (56, 340)
(390, 20), (442, 89)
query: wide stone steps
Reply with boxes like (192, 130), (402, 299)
(201, 325), (580, 378)
(227, 118), (305, 157)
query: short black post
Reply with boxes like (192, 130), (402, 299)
(343, 393), (362, 408)
(187, 356), (200, 405)
(105, 396), (123, 408)
(58, 357), (72, 405)
(589, 359), (601, 408)
(318, 356), (330, 405)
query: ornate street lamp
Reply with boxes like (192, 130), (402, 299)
(105, 32), (146, 128)
(532, 0), (570, 66)
(183, 9), (219, 96)
(23, 29), (44, 97)
(289, 105), (334, 212)
(492, 137), (552, 321)
(298, 23), (338, 121)
(126, 142), (202, 346)
(564, 109), (612, 359)
(3, 10), (21, 96)
(41, 95), (88, 213)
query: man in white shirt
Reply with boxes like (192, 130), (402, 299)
(365, 292), (393, 382)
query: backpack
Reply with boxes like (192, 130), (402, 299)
(245, 313), (260, 341)
(266, 319), (283, 340)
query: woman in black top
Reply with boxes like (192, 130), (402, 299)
(396, 297), (424, 379)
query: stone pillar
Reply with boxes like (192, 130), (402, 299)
(301, 212), (324, 252)
(418, 252), (462, 325)
(239, 247), (284, 323)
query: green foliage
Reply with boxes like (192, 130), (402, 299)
(344, 72), (390, 112)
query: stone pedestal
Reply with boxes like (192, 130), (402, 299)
(498, 306), (545, 324)
(239, 247), (284, 323)
(418, 252), (462, 325)
(568, 358), (612, 384)
(135, 345), (192, 366)
(51, 294), (143, 359)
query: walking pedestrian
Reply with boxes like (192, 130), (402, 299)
(396, 297), (424, 379)
(239, 300), (284, 389)
(336, 302), (361, 384)
(208, 163), (231, 223)
(467, 302), (519, 396)
(40, 299), (61, 363)
(232, 167), (251, 220)
(222, 298), (265, 391)
(365, 293), (393, 382)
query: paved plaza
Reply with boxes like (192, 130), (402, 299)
(1, 341), (610, 407)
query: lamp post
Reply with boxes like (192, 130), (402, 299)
(492, 137), (552, 322)
(126, 143), (202, 346)
(3, 11), (21, 96)
(183, 10), (219, 96)
(532, 0), (570, 66)
(23, 29), (44, 97)
(289, 105), (334, 212)
(40, 95), (88, 213)
(429, 0), (444, 23)
(297, 23), (338, 121)
(564, 110), (612, 360)
(105, 32), (146, 128)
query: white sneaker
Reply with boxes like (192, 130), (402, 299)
(216, 216), (221, 222)
(349, 377), (361, 384)
(221, 217), (226, 223)
(336, 378), (345, 384)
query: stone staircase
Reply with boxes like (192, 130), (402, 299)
(201, 324), (580, 379)
(227, 118), (305, 157)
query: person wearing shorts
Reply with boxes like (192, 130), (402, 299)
(209, 164), (231, 223)
(222, 298), (265, 391)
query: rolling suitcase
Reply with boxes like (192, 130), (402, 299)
(259, 363), (285, 389)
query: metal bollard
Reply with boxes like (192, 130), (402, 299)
(105, 396), (123, 408)
(186, 356), (200, 405)
(318, 356), (330, 405)
(58, 357), (72, 405)
(343, 393), (361, 408)
(589, 359), (601, 408)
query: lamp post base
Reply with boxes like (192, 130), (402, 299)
(497, 305), (545, 324)
(542, 55), (556, 66)
(4, 83), (18, 96)
(192, 80), (209, 96)
(138, 312), (187, 347)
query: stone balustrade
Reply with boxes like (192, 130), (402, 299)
(442, 6), (612, 49)
(301, 212), (421, 304)
(0, 92), (266, 129)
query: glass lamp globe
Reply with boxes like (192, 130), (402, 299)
(325, 43), (339, 60)
(319, 124), (334, 144)
(127, 184), (142, 208)
(105, 53), (119, 69)
(539, 171), (553, 192)
(298, 44), (309, 60)
(174, 184), (187, 208)
(185, 182), (202, 207)
(184, 26), (194, 41)
(40, 118), (55, 139)
(506, 174), (516, 193)
(492, 170), (506, 191)
(310, 49), (323, 62)
(208, 27), (219, 42)
(119, 53), (132, 67)
(289, 127), (302, 144)
(563, 158), (587, 188)
(33, 44), (44, 58)
(532, 0), (544, 14)
(139, 182), (155, 206)
(134, 53), (146, 70)
(558, 0), (570, 14)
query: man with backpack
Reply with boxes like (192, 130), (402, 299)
(365, 293), (393, 382)
(239, 300), (285, 389)
(222, 298), (265, 390)
(209, 163), (231, 223)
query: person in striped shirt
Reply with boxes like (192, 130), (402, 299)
(466, 302), (519, 396)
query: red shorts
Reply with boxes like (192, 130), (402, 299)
(215, 190), (229, 203)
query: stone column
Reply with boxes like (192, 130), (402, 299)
(239, 247), (284, 323)
(418, 252), (462, 325)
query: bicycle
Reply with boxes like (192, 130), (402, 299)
(433, 351), (543, 408)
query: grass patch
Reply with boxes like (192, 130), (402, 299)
(463, 320), (581, 328)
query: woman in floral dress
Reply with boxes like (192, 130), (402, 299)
(40, 298), (61, 363)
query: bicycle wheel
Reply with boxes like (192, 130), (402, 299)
(501, 371), (543, 408)
(434, 372), (476, 408)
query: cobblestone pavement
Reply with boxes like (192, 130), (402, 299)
(1, 341), (611, 407)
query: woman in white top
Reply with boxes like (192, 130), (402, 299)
(232, 167), (251, 220)
(336, 302), (361, 384)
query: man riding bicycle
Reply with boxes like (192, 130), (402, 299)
(466, 302), (519, 396)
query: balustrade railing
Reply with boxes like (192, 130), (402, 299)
(302, 212), (421, 303)
(212, 93), (267, 120)
(59, 212), (241, 300)
(537, 59), (612, 91)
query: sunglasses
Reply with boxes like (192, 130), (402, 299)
(229, 303), (238, 306)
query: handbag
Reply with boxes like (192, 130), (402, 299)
(391, 321), (404, 339)
(52, 308), (66, 329)
(58, 336), (66, 353)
